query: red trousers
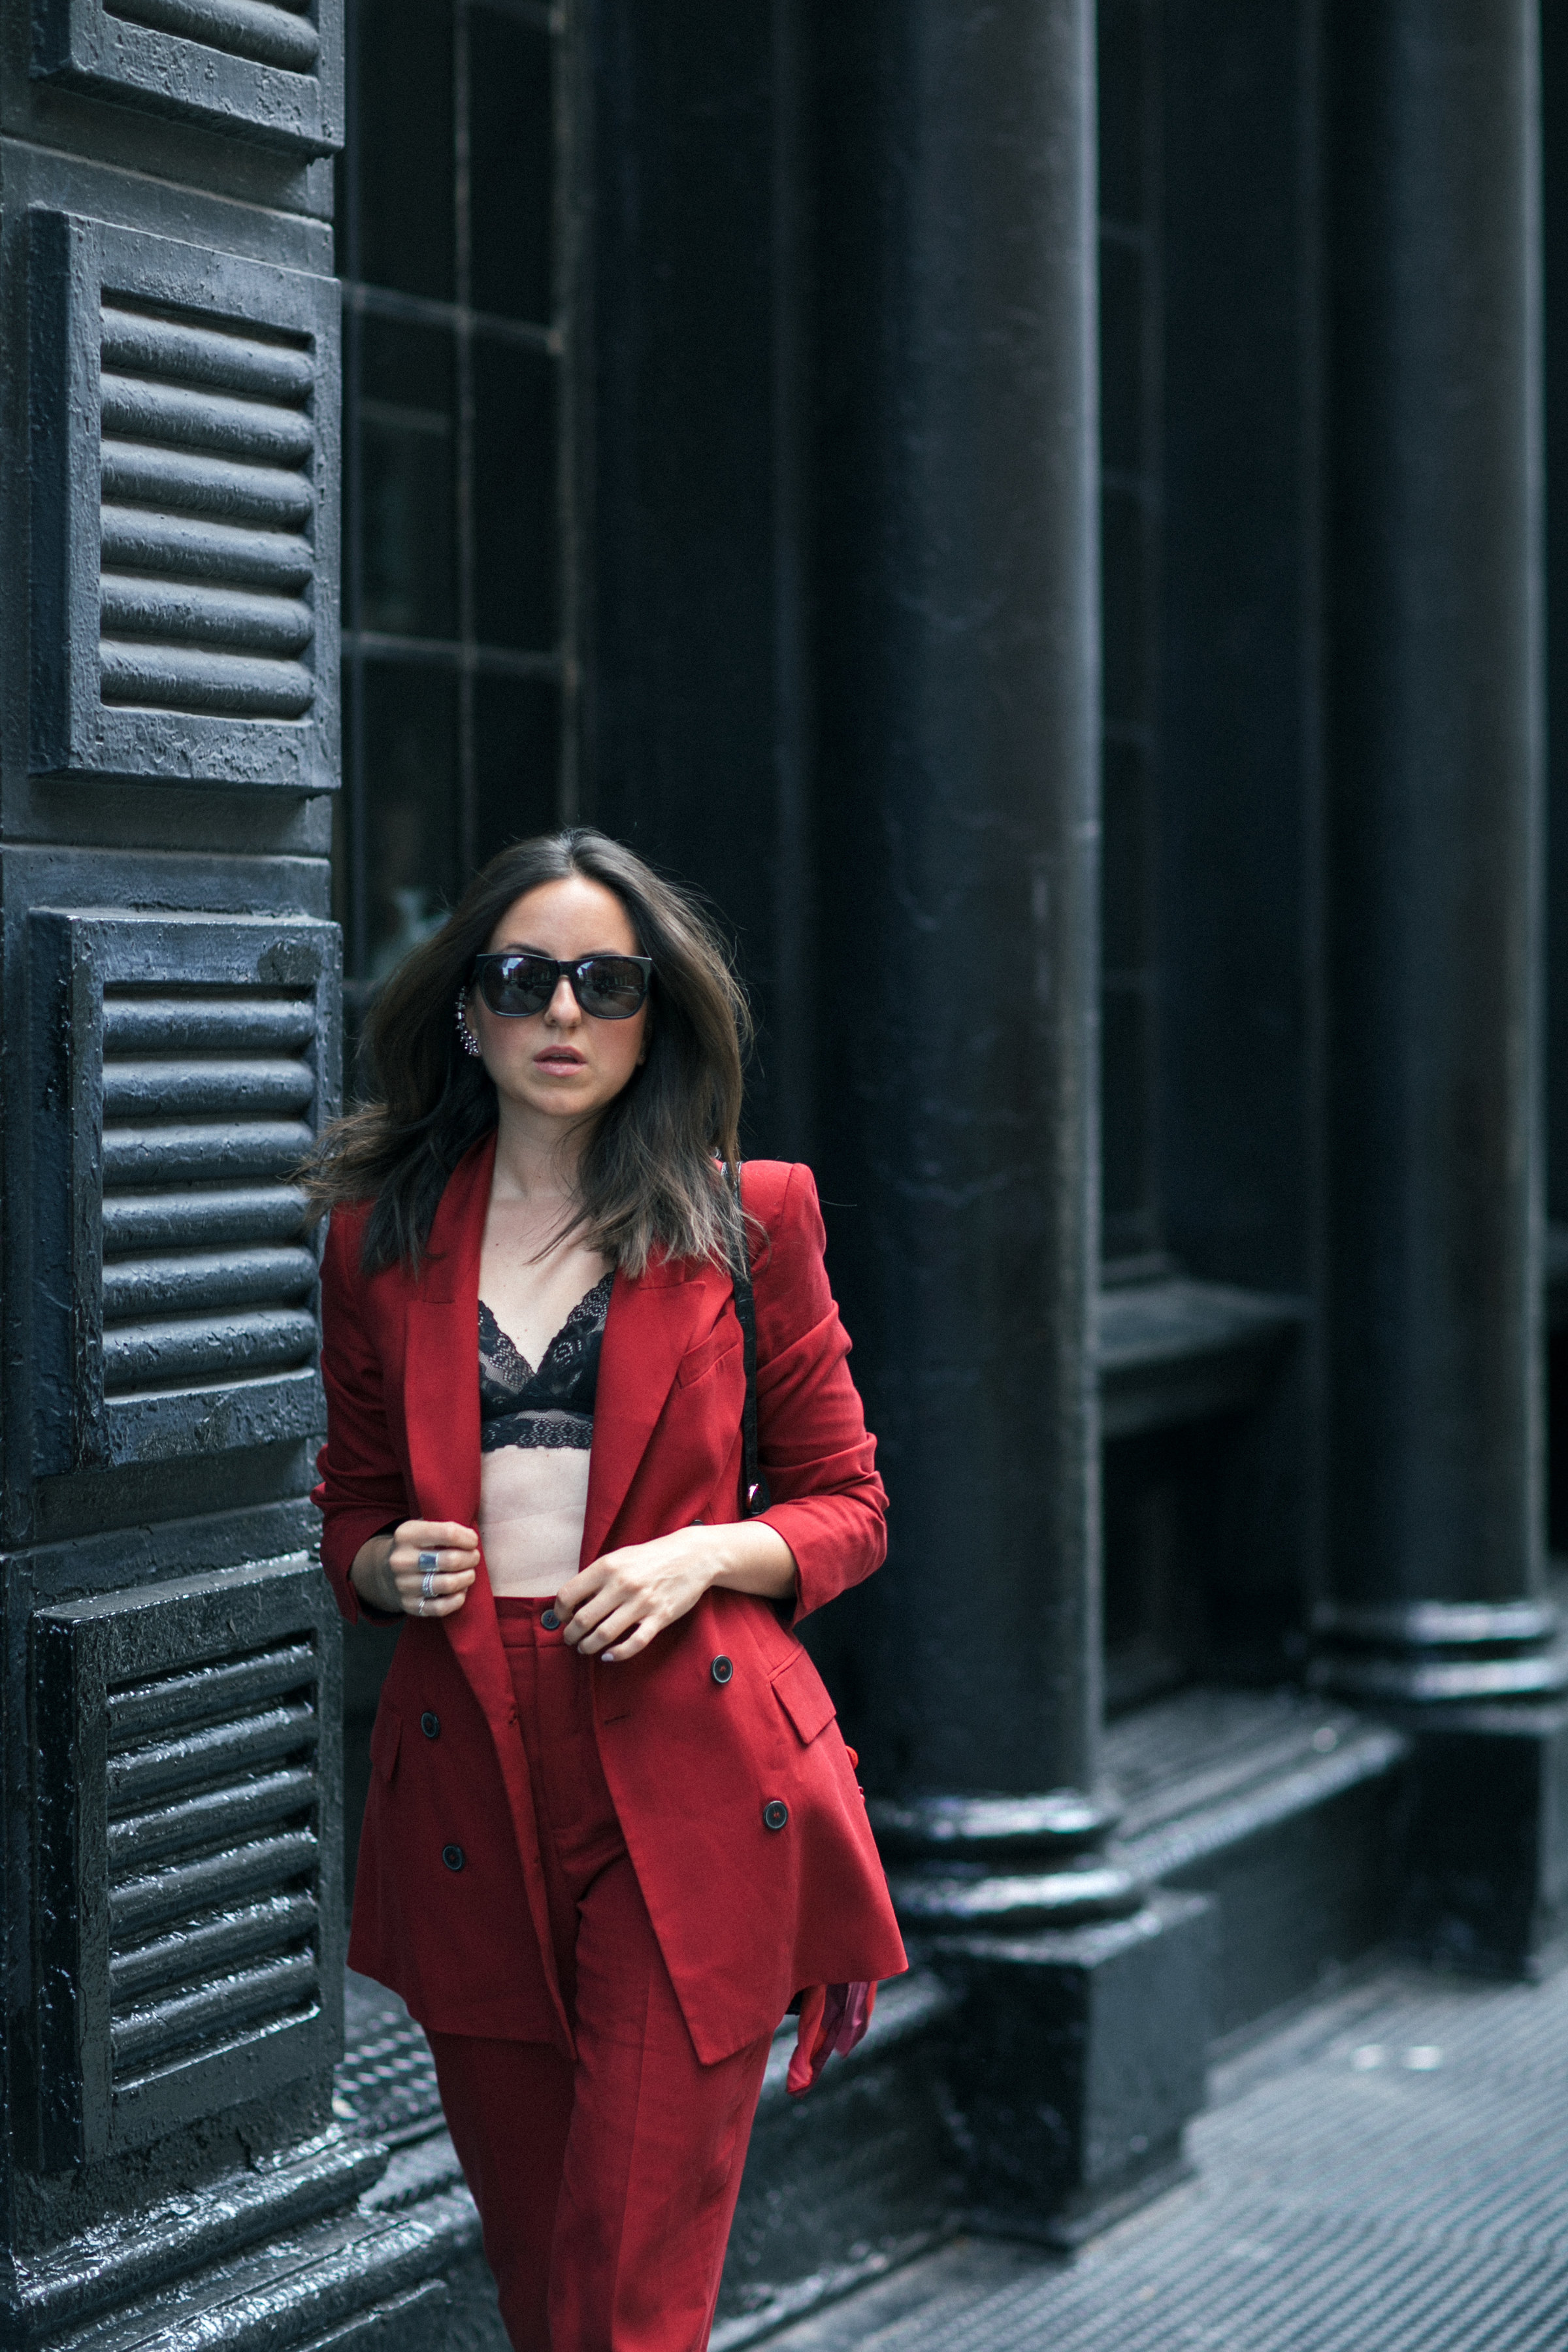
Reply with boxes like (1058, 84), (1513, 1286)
(429, 1598), (774, 2352)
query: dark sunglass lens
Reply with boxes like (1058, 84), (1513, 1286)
(577, 958), (647, 1017)
(480, 957), (553, 1016)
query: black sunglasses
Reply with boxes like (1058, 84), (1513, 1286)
(471, 950), (653, 1021)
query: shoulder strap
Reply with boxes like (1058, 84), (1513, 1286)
(725, 1164), (772, 1519)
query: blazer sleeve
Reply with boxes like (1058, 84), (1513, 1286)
(312, 1207), (412, 1623)
(747, 1161), (889, 1623)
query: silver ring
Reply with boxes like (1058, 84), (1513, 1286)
(417, 1597), (426, 1617)
(421, 1567), (438, 1601)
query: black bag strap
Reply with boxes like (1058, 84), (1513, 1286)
(725, 1163), (771, 1519)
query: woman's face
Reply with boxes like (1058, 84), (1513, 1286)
(466, 875), (649, 1130)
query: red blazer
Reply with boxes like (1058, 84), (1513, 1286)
(314, 1135), (907, 2063)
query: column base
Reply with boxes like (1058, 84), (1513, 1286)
(1395, 1699), (1568, 1975)
(870, 1790), (1145, 1930)
(1311, 1599), (1568, 1703)
(924, 1891), (1213, 2244)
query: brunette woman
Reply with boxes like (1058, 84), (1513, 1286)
(307, 830), (904, 2352)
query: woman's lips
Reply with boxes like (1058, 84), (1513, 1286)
(534, 1050), (585, 1071)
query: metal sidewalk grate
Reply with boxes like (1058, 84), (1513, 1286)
(779, 1964), (1568, 2352)
(331, 1970), (445, 2148)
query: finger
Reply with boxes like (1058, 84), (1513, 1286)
(392, 1548), (480, 1578)
(404, 1586), (469, 1617)
(559, 1586), (626, 1643)
(600, 1612), (661, 1660)
(555, 1561), (611, 1615)
(393, 1569), (476, 1599)
(401, 1521), (480, 1549)
(578, 1601), (650, 1658)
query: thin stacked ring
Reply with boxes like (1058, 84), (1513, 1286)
(418, 1548), (439, 1602)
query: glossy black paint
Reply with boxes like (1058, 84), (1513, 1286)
(811, 0), (1103, 1803)
(1318, 0), (1552, 1693)
(0, 0), (483, 2338)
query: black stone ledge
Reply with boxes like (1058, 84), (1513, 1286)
(16, 1984), (485, 2351)
(44, 2188), (478, 2352)
(1102, 1685), (1411, 2041)
(1106, 1687), (1410, 1886)
(1098, 1275), (1307, 1440)
(12, 2129), (387, 2346)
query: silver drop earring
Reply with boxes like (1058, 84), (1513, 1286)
(455, 988), (483, 1058)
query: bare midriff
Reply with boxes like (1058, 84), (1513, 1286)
(480, 1446), (591, 1598)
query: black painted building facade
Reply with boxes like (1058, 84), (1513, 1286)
(2, 0), (1567, 2345)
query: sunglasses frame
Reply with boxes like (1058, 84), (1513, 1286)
(470, 949), (654, 1021)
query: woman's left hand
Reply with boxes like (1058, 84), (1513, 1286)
(555, 1520), (796, 1661)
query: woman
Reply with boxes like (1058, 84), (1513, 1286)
(308, 829), (905, 2352)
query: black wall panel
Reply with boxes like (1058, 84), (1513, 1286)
(31, 1556), (342, 2170)
(0, 0), (351, 2300)
(31, 0), (343, 154)
(28, 209), (340, 796)
(26, 909), (338, 1478)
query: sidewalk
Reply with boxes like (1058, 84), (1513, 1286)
(764, 1959), (1568, 2352)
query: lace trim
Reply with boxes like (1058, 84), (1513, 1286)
(478, 1272), (612, 1449)
(480, 1408), (594, 1454)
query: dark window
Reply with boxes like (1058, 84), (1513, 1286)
(336, 0), (572, 1024)
(1098, 0), (1163, 1272)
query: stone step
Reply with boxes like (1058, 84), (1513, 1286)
(1105, 1683), (1411, 2040)
(713, 1973), (956, 2349)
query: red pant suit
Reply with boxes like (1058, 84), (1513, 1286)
(314, 1138), (907, 2344)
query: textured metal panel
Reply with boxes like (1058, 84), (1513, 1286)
(31, 1558), (343, 2168)
(29, 209), (340, 792)
(772, 1965), (1568, 2352)
(28, 907), (338, 1475)
(333, 1973), (444, 2150)
(30, 0), (342, 153)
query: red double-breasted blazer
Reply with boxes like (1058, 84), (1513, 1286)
(314, 1135), (907, 2064)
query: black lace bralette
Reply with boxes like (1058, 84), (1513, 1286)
(478, 1273), (613, 1454)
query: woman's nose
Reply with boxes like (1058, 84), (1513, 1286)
(547, 977), (582, 1024)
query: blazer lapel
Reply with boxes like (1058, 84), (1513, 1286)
(402, 1130), (491, 1527)
(580, 1258), (711, 1565)
(399, 1132), (575, 2050)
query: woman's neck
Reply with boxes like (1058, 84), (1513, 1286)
(490, 1097), (592, 1210)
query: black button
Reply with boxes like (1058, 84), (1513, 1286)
(762, 1799), (789, 1833)
(442, 1844), (465, 1872)
(711, 1655), (734, 1685)
(541, 1609), (561, 1631)
(421, 1711), (440, 1739)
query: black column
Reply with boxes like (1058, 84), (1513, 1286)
(1319, 0), (1557, 1706)
(810, 0), (1210, 2233)
(815, 0), (1121, 1860)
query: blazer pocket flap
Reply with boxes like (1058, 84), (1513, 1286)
(677, 1320), (743, 1388)
(772, 1648), (836, 1745)
(369, 1707), (402, 1784)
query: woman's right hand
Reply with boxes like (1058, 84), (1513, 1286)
(349, 1520), (480, 1618)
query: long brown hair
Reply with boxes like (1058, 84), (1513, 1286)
(304, 830), (752, 1277)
